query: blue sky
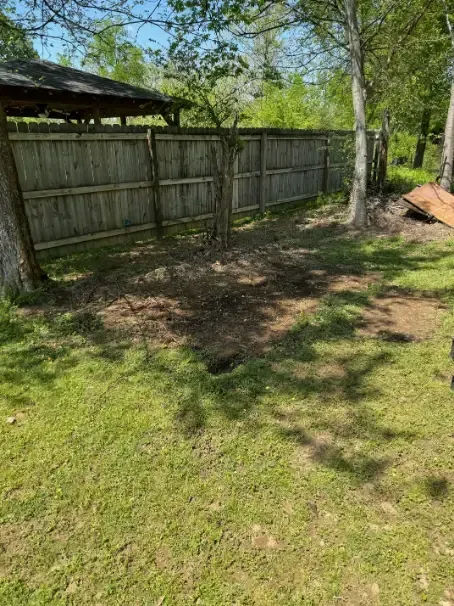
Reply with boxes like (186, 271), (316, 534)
(35, 23), (170, 64)
(13, 0), (171, 63)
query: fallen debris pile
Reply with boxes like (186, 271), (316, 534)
(401, 182), (454, 228)
(368, 191), (454, 241)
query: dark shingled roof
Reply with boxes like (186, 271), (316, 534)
(0, 60), (188, 122)
(0, 59), (173, 103)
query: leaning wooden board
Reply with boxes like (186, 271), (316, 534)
(402, 182), (454, 228)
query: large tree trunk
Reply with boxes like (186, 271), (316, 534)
(344, 0), (368, 228)
(377, 109), (390, 192)
(413, 108), (431, 169)
(0, 103), (45, 297)
(211, 127), (240, 249)
(440, 79), (454, 191)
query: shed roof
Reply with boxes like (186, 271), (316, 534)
(0, 59), (172, 102)
(0, 59), (186, 122)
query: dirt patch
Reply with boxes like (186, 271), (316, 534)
(0, 521), (36, 579)
(99, 287), (318, 359)
(359, 294), (447, 341)
(369, 195), (454, 242)
(23, 199), (452, 363)
(250, 524), (281, 549)
(35, 216), (340, 361)
(327, 273), (382, 293)
(154, 547), (173, 571)
(251, 534), (280, 549)
(338, 582), (381, 605)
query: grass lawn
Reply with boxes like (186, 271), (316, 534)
(386, 165), (437, 193)
(1, 196), (454, 605)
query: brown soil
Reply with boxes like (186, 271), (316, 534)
(369, 195), (454, 242)
(25, 199), (452, 365)
(359, 293), (448, 342)
(33, 216), (339, 360)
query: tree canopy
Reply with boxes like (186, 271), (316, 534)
(0, 12), (37, 61)
(2, 0), (454, 293)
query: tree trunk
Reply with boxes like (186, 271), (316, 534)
(440, 2), (454, 191)
(0, 103), (45, 297)
(440, 78), (454, 191)
(377, 109), (390, 192)
(344, 0), (368, 228)
(413, 108), (431, 169)
(211, 128), (240, 249)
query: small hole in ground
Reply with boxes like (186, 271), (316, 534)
(404, 209), (436, 224)
(206, 354), (244, 375)
(378, 330), (417, 343)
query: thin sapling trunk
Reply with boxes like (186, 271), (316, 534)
(413, 108), (431, 169)
(211, 123), (241, 249)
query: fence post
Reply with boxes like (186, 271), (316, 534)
(323, 135), (330, 193)
(233, 153), (239, 210)
(260, 130), (267, 213)
(377, 109), (390, 192)
(146, 129), (163, 239)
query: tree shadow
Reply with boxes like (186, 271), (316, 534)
(423, 476), (449, 500)
(33, 221), (453, 369)
(3, 210), (452, 484)
(138, 297), (415, 485)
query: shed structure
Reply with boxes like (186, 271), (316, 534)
(0, 59), (186, 125)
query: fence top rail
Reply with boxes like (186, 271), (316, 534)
(8, 132), (341, 142)
(6, 120), (376, 137)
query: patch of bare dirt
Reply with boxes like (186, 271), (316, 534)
(369, 195), (454, 242)
(358, 293), (447, 341)
(23, 200), (453, 365)
(0, 521), (35, 579)
(36, 216), (342, 361)
(250, 525), (281, 549)
(251, 534), (280, 549)
(154, 547), (173, 571)
(327, 273), (382, 293)
(338, 581), (381, 605)
(100, 288), (318, 359)
(440, 588), (454, 606)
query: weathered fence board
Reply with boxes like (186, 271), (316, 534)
(7, 123), (376, 257)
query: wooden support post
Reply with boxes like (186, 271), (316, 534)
(174, 111), (181, 127)
(120, 116), (127, 126)
(323, 136), (330, 193)
(372, 132), (379, 186)
(93, 106), (101, 125)
(377, 109), (390, 192)
(146, 129), (163, 239)
(232, 154), (239, 210)
(259, 130), (267, 213)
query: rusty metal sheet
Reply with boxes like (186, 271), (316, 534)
(402, 182), (454, 228)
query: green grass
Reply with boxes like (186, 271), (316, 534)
(387, 165), (437, 193)
(2, 211), (454, 605)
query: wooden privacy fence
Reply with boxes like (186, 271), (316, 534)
(8, 123), (376, 258)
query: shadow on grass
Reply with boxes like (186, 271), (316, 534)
(2, 214), (451, 486)
(424, 476), (449, 500)
(27, 220), (454, 369)
(141, 292), (415, 485)
(1, 283), (406, 487)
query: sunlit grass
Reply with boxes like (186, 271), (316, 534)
(1, 210), (454, 605)
(387, 165), (437, 193)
